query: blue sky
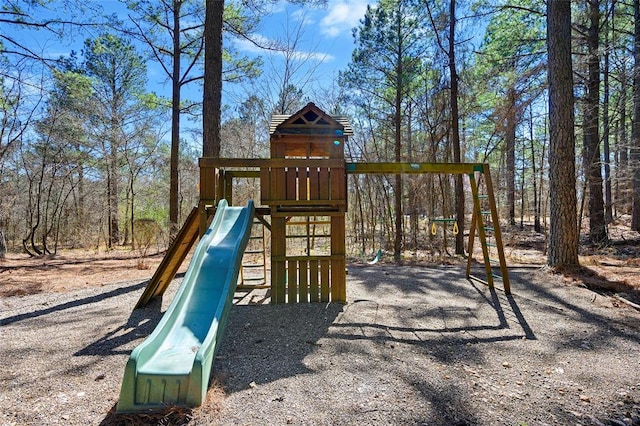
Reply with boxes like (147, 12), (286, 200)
(221, 0), (371, 109)
(6, 0), (371, 127)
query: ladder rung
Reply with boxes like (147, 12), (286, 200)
(242, 277), (266, 281)
(477, 195), (489, 199)
(481, 211), (491, 215)
(249, 236), (264, 240)
(243, 263), (265, 268)
(483, 227), (494, 232)
(244, 249), (265, 254)
(486, 242), (497, 248)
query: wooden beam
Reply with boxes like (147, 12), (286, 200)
(346, 162), (486, 175)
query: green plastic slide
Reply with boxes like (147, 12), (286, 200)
(116, 199), (254, 412)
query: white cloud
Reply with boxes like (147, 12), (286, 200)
(233, 34), (274, 54)
(235, 34), (335, 63)
(320, 0), (370, 38)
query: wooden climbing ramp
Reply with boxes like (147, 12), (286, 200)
(135, 207), (201, 308)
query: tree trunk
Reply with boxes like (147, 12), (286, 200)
(393, 7), (404, 263)
(169, 0), (181, 239)
(618, 70), (629, 214)
(109, 138), (120, 246)
(506, 86), (517, 226)
(449, 0), (465, 255)
(631, 0), (640, 231)
(203, 0), (224, 158)
(582, 0), (607, 244)
(393, 91), (403, 262)
(603, 10), (613, 223)
(0, 210), (6, 259)
(547, 0), (579, 268)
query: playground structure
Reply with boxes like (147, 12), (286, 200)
(119, 103), (510, 411)
(137, 102), (510, 309)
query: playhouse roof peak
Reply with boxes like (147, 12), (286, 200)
(270, 102), (353, 136)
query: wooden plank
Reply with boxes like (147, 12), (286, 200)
(272, 255), (342, 262)
(345, 162), (485, 175)
(260, 167), (270, 202)
(320, 260), (330, 302)
(298, 167), (308, 201)
(271, 261), (285, 304)
(271, 216), (287, 304)
(263, 199), (346, 206)
(286, 167), (297, 200)
(199, 157), (345, 169)
(330, 167), (346, 201)
(319, 167), (330, 200)
(331, 259), (346, 302)
(309, 167), (320, 200)
(200, 165), (217, 201)
(271, 210), (345, 218)
(224, 172), (233, 205)
(287, 259), (298, 303)
(271, 167), (285, 202)
(483, 164), (510, 294)
(216, 170), (225, 203)
(299, 260), (308, 303)
(310, 260), (319, 302)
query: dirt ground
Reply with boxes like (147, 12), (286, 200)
(2, 220), (639, 302)
(1, 223), (640, 425)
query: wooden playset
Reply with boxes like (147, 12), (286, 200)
(136, 103), (509, 308)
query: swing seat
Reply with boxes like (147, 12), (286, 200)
(367, 249), (383, 265)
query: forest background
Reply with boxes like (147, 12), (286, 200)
(1, 0), (639, 275)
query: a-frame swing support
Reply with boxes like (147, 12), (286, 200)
(346, 162), (510, 295)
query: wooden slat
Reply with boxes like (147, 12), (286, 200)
(287, 259), (297, 303)
(298, 167), (308, 201)
(319, 168), (330, 200)
(272, 261), (286, 304)
(299, 260), (308, 303)
(275, 168), (286, 200)
(264, 199), (346, 206)
(331, 259), (346, 302)
(286, 167), (297, 200)
(271, 216), (286, 304)
(345, 162), (486, 175)
(260, 167), (270, 202)
(200, 166), (216, 201)
(310, 260), (319, 302)
(320, 260), (330, 302)
(309, 167), (320, 200)
(271, 210), (345, 217)
(272, 255), (343, 261)
(199, 157), (345, 169)
(330, 167), (346, 201)
(224, 172), (233, 204)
